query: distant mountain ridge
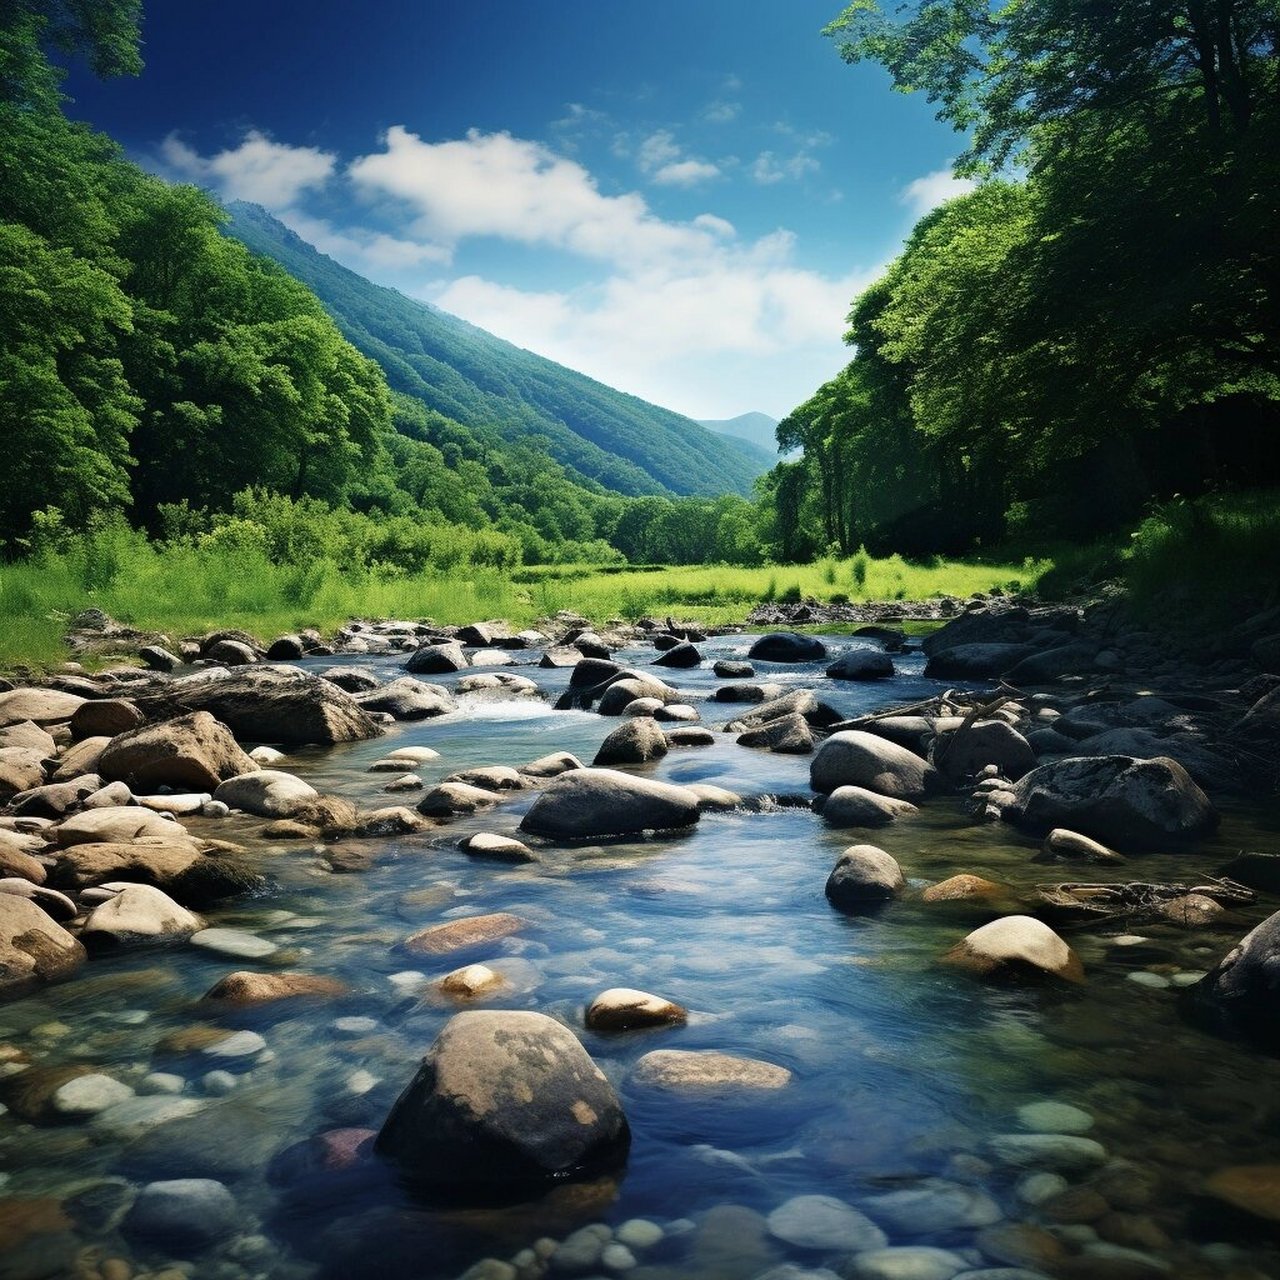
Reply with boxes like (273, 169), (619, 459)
(224, 203), (769, 498)
(697, 411), (781, 457)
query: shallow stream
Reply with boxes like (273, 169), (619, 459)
(3, 635), (1279, 1280)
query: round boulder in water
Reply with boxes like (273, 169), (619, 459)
(520, 768), (700, 840)
(748, 633), (828, 663)
(375, 1010), (629, 1192)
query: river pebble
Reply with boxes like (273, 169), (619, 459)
(865, 1180), (1002, 1233)
(189, 928), (279, 960)
(766, 1195), (887, 1251)
(51, 1072), (135, 1116)
(202, 1029), (267, 1058)
(847, 1247), (969, 1280)
(1015, 1173), (1069, 1206)
(988, 1134), (1107, 1171)
(1015, 1101), (1094, 1134)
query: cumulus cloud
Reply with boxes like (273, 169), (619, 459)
(348, 127), (722, 268)
(635, 129), (720, 186)
(901, 168), (977, 216)
(159, 130), (335, 208)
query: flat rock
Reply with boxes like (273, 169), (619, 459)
(0, 687), (86, 728)
(189, 928), (278, 960)
(520, 768), (700, 840)
(864, 1180), (1002, 1234)
(51, 842), (261, 906)
(987, 1133), (1107, 1172)
(402, 912), (524, 956)
(417, 781), (500, 817)
(631, 1049), (791, 1091)
(54, 806), (186, 846)
(766, 1195), (887, 1251)
(82, 884), (203, 946)
(202, 970), (348, 1004)
(1017, 1101), (1094, 1134)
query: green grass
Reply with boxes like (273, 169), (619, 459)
(0, 530), (1045, 670)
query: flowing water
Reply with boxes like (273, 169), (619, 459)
(2, 635), (1279, 1280)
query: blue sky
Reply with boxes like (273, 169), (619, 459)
(63, 1), (973, 421)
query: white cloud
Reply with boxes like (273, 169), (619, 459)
(652, 158), (721, 187)
(635, 129), (720, 186)
(900, 168), (977, 217)
(160, 130), (335, 208)
(348, 127), (721, 269)
(279, 210), (452, 271)
(750, 149), (820, 184)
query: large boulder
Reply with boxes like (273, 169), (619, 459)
(596, 675), (679, 716)
(405, 642), (468, 674)
(1004, 643), (1098, 684)
(97, 711), (256, 793)
(737, 713), (814, 754)
(923, 644), (1036, 679)
(1188, 910), (1280, 1045)
(54, 806), (186, 846)
(50, 842), (262, 906)
(375, 1010), (629, 1191)
(132, 666), (381, 745)
(520, 768), (700, 840)
(825, 845), (905, 910)
(213, 770), (319, 818)
(0, 894), (85, 1000)
(819, 786), (917, 828)
(1002, 755), (1217, 850)
(0, 748), (47, 801)
(748, 633), (827, 663)
(593, 718), (668, 766)
(81, 884), (203, 947)
(931, 720), (1037, 783)
(724, 689), (843, 732)
(827, 650), (894, 680)
(70, 698), (145, 741)
(811, 730), (941, 799)
(943, 916), (1084, 983)
(654, 642), (701, 668)
(0, 687), (86, 728)
(356, 677), (455, 720)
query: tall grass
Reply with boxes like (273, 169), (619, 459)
(0, 528), (1047, 669)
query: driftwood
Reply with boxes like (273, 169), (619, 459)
(1035, 876), (1255, 926)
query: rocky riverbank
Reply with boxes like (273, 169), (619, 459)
(1, 596), (1279, 1280)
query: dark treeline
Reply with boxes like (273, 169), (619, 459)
(0, 1), (770, 572)
(770, 1), (1280, 560)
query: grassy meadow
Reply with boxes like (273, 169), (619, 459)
(0, 523), (1045, 669)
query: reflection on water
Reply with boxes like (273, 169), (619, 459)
(2, 635), (1279, 1279)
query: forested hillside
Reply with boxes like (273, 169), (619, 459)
(770, 1), (1280, 561)
(226, 202), (769, 500)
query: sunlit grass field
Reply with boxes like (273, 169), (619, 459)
(0, 528), (1045, 669)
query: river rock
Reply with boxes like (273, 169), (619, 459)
(715, 681), (785, 703)
(11, 774), (103, 818)
(51, 1072), (136, 1117)
(417, 781), (501, 817)
(201, 971), (348, 1004)
(728, 689), (843, 731)
(1040, 828), (1122, 863)
(70, 698), (145, 741)
(738, 713), (814, 754)
(827, 650), (894, 680)
(713, 660), (754, 678)
(406, 642), (468, 674)
(920, 874), (1011, 909)
(445, 765), (526, 792)
(213, 769), (318, 818)
(766, 1195), (887, 1251)
(81, 884), (203, 946)
(825, 844), (905, 909)
(987, 1133), (1107, 1172)
(944, 916), (1084, 983)
(207, 639), (257, 666)
(1188, 909), (1280, 1043)
(97, 711), (257, 793)
(864, 1179), (1002, 1233)
(521, 751), (583, 779)
(585, 987), (687, 1030)
(440, 964), (504, 998)
(0, 878), (76, 921)
(1203, 1165), (1280, 1224)
(848, 1247), (969, 1280)
(0, 843), (46, 884)
(1017, 1100), (1094, 1134)
(51, 841), (261, 905)
(748, 633), (828, 663)
(48, 734), (110, 782)
(593, 718), (669, 766)
(631, 1049), (791, 1090)
(134, 666), (381, 744)
(0, 687), (86, 727)
(124, 1178), (239, 1246)
(0, 895), (85, 1000)
(654, 641), (701, 668)
(520, 768), (700, 839)
(139, 644), (180, 672)
(819, 785), (917, 827)
(1002, 755), (1216, 850)
(811, 730), (941, 799)
(402, 912), (524, 956)
(924, 644), (1036, 679)
(932, 722), (1037, 783)
(358, 676), (456, 720)
(375, 1010), (629, 1190)
(0, 748), (46, 800)
(461, 832), (536, 863)
(190, 928), (278, 960)
(598, 675), (679, 715)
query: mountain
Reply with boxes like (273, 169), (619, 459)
(224, 203), (768, 499)
(697, 411), (781, 457)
